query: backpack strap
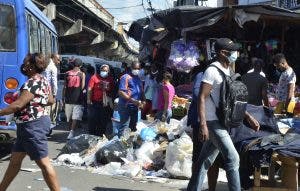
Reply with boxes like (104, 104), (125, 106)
(206, 65), (228, 109)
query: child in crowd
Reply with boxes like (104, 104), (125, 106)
(111, 98), (121, 137)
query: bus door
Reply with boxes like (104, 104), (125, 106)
(0, 2), (18, 128)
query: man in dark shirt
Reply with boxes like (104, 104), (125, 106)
(242, 58), (269, 106)
(63, 58), (85, 139)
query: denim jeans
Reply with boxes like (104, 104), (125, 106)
(155, 109), (172, 123)
(118, 105), (139, 137)
(187, 120), (240, 191)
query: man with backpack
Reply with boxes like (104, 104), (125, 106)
(187, 38), (259, 191)
(63, 58), (85, 139)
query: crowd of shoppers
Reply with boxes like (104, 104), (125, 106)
(59, 58), (176, 138)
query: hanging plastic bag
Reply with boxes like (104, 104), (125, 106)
(165, 132), (193, 178)
(167, 40), (199, 73)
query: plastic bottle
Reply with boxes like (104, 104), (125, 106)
(122, 127), (131, 140)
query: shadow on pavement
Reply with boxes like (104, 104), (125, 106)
(0, 143), (12, 161)
(92, 187), (143, 191)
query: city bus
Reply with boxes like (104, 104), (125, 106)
(0, 0), (58, 143)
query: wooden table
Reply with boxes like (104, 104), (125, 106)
(252, 153), (299, 191)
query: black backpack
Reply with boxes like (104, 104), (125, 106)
(209, 65), (248, 129)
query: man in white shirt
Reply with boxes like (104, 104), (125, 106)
(273, 53), (297, 113)
(187, 38), (259, 191)
(44, 53), (60, 127)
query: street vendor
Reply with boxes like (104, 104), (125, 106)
(273, 53), (297, 114)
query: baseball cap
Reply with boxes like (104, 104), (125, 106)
(215, 38), (239, 51)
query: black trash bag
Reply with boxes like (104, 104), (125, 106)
(96, 137), (127, 165)
(59, 134), (101, 155)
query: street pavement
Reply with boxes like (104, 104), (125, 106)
(0, 122), (229, 191)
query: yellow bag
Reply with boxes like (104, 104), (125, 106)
(274, 99), (296, 114)
(287, 99), (296, 114)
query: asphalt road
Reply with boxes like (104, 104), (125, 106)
(0, 123), (229, 191)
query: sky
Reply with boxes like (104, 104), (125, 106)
(97, 0), (218, 29)
(96, 0), (218, 47)
(98, 0), (174, 27)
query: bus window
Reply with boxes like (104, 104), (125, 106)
(52, 34), (57, 53)
(0, 4), (16, 51)
(45, 30), (51, 55)
(40, 24), (45, 54)
(37, 22), (42, 52)
(29, 15), (39, 53)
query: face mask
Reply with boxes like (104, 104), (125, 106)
(132, 69), (140, 76)
(276, 69), (282, 76)
(227, 51), (238, 63)
(100, 71), (108, 78)
(151, 70), (158, 75)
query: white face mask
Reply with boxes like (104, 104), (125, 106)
(100, 71), (108, 78)
(132, 69), (140, 76)
(227, 51), (238, 63)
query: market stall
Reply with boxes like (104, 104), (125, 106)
(127, 4), (300, 190)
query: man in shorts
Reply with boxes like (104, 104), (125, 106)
(63, 58), (85, 139)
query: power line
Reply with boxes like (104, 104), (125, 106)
(54, 4), (143, 10)
(147, 0), (155, 14)
(142, 0), (150, 18)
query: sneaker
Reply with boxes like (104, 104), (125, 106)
(67, 130), (74, 140)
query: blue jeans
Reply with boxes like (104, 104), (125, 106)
(155, 109), (172, 123)
(118, 105), (139, 137)
(187, 120), (240, 191)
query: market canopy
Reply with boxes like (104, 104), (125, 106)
(128, 5), (300, 44)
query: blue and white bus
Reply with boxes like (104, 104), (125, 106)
(0, 0), (58, 142)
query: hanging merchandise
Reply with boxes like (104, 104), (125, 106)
(265, 40), (278, 51)
(167, 40), (199, 73)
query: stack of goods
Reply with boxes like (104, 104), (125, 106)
(167, 40), (199, 73)
(172, 95), (189, 118)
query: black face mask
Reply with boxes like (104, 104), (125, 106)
(276, 69), (282, 77)
(20, 63), (27, 76)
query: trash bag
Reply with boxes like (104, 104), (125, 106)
(56, 153), (85, 166)
(96, 137), (127, 164)
(135, 141), (160, 168)
(165, 132), (193, 178)
(59, 134), (105, 155)
(140, 127), (157, 141)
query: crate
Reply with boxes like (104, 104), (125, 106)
(252, 153), (298, 191)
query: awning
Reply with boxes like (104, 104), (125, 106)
(128, 5), (300, 43)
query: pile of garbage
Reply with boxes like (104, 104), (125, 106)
(55, 117), (194, 179)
